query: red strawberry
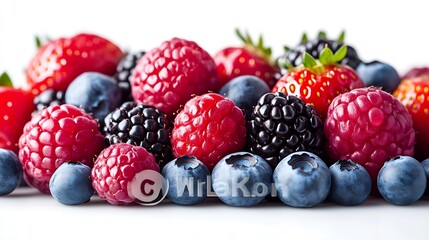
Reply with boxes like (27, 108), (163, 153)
(402, 67), (429, 79)
(26, 33), (123, 94)
(272, 46), (364, 119)
(131, 38), (219, 119)
(0, 73), (35, 154)
(394, 77), (429, 159)
(214, 29), (280, 89)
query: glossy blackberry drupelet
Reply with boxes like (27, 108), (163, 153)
(279, 38), (361, 70)
(114, 51), (145, 102)
(32, 89), (65, 116)
(104, 102), (173, 166)
(247, 92), (324, 169)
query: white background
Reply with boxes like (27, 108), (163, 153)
(1, 0), (429, 85)
(1, 0), (429, 240)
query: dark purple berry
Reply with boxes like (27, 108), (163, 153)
(33, 89), (65, 116)
(104, 102), (173, 167)
(247, 92), (325, 169)
(114, 51), (145, 102)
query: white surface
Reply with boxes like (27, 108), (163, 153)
(1, 187), (428, 240)
(1, 1), (429, 239)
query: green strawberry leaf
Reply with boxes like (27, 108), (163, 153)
(337, 31), (345, 43)
(333, 45), (348, 62)
(245, 31), (254, 46)
(318, 31), (327, 39)
(265, 47), (272, 57)
(300, 33), (308, 44)
(284, 59), (294, 70)
(35, 36), (42, 49)
(235, 29), (247, 43)
(319, 47), (334, 65)
(0, 72), (13, 87)
(303, 52), (318, 68)
(257, 35), (264, 50)
(283, 45), (291, 52)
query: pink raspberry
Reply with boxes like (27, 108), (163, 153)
(171, 93), (247, 170)
(131, 38), (219, 119)
(18, 104), (104, 193)
(324, 87), (415, 187)
(91, 143), (160, 205)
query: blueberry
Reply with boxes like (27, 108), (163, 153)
(219, 75), (270, 120)
(356, 61), (401, 93)
(162, 156), (209, 205)
(212, 152), (272, 207)
(329, 160), (371, 206)
(421, 159), (429, 196)
(377, 156), (427, 205)
(0, 148), (22, 195)
(274, 151), (330, 207)
(49, 162), (94, 205)
(65, 72), (122, 125)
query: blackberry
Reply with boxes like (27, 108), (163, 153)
(114, 51), (145, 102)
(247, 92), (325, 169)
(278, 32), (361, 71)
(33, 89), (65, 116)
(104, 102), (173, 166)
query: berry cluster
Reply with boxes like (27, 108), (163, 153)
(1, 30), (429, 208)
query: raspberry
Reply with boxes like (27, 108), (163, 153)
(91, 143), (160, 205)
(131, 38), (219, 119)
(171, 93), (246, 170)
(247, 92), (325, 169)
(18, 104), (105, 193)
(324, 88), (415, 186)
(104, 102), (173, 166)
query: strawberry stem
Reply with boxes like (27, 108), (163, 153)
(0, 72), (13, 87)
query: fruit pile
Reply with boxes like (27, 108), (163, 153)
(1, 30), (429, 207)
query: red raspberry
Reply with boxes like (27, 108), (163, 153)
(91, 143), (160, 205)
(18, 104), (104, 193)
(324, 88), (415, 187)
(131, 38), (219, 119)
(171, 93), (246, 170)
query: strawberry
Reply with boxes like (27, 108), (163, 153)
(402, 67), (429, 79)
(394, 77), (429, 160)
(0, 73), (35, 154)
(272, 46), (364, 119)
(26, 33), (123, 95)
(214, 29), (279, 89)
